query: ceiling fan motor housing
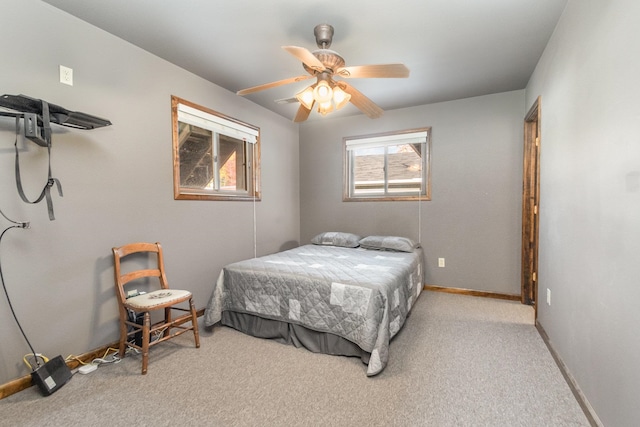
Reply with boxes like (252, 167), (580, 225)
(304, 49), (345, 75)
(314, 24), (334, 48)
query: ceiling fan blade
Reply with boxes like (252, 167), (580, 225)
(237, 75), (313, 96)
(274, 97), (298, 104)
(336, 64), (410, 79)
(293, 101), (314, 122)
(337, 82), (384, 119)
(282, 46), (326, 72)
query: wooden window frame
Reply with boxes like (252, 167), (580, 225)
(171, 95), (261, 201)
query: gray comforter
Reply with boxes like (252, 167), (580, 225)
(204, 244), (423, 376)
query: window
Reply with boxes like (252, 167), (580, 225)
(344, 128), (431, 201)
(171, 96), (260, 201)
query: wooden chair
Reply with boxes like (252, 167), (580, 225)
(112, 242), (200, 374)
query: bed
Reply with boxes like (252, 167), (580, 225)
(203, 232), (424, 376)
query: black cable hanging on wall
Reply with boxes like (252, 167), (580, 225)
(0, 208), (37, 366)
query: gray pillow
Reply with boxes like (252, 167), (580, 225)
(311, 232), (362, 248)
(359, 235), (419, 252)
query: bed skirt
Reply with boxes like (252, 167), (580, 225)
(221, 311), (371, 365)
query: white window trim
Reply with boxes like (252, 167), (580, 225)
(177, 103), (258, 144)
(345, 130), (428, 150)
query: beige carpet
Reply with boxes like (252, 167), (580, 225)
(0, 291), (589, 426)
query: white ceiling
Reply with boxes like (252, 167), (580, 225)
(42, 0), (567, 122)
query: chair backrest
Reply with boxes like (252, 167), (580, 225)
(112, 242), (170, 305)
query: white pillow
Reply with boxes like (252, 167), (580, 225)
(359, 235), (419, 252)
(311, 232), (362, 248)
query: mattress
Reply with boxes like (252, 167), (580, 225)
(204, 243), (423, 376)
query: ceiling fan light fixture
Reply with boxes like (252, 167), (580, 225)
(313, 79), (333, 103)
(295, 86), (315, 110)
(317, 100), (334, 116)
(332, 86), (351, 110)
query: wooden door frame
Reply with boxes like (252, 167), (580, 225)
(521, 97), (541, 315)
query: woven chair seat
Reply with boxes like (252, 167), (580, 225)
(125, 289), (192, 310)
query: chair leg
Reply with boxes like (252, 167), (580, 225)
(164, 307), (171, 338)
(189, 298), (201, 348)
(118, 311), (128, 359)
(141, 311), (150, 375)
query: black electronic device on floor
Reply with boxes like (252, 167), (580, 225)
(30, 355), (72, 396)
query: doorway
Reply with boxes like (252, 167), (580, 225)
(521, 97), (541, 313)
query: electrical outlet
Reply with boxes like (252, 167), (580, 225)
(438, 258), (445, 268)
(546, 288), (551, 306)
(59, 65), (73, 86)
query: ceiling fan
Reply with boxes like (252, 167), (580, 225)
(236, 24), (410, 122)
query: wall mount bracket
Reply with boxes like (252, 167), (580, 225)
(0, 94), (112, 145)
(0, 94), (112, 220)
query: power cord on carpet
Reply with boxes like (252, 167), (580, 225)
(91, 347), (122, 365)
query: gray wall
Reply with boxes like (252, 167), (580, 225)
(526, 0), (640, 425)
(299, 90), (525, 295)
(0, 1), (300, 384)
(5, 2), (637, 425)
